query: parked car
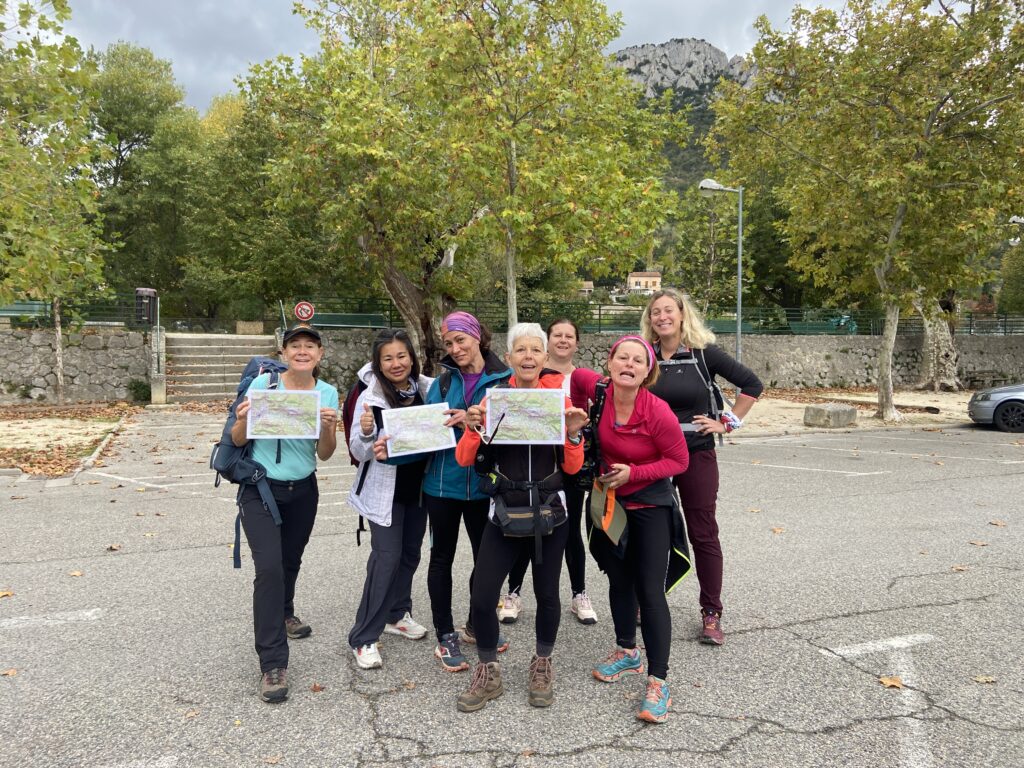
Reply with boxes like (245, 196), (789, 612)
(968, 382), (1024, 432)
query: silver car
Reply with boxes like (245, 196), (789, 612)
(968, 382), (1024, 432)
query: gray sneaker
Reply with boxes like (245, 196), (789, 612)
(285, 615), (311, 639)
(457, 661), (504, 712)
(259, 667), (288, 703)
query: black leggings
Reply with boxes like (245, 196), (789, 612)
(239, 475), (318, 673)
(507, 483), (586, 596)
(471, 519), (570, 661)
(603, 504), (674, 679)
(424, 494), (488, 640)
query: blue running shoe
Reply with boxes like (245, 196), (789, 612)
(637, 675), (671, 723)
(591, 646), (644, 682)
(459, 624), (510, 653)
(435, 631), (470, 672)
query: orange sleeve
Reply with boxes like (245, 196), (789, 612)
(560, 395), (585, 474)
(455, 427), (481, 467)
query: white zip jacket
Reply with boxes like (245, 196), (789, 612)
(347, 363), (434, 527)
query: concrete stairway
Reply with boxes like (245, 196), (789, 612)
(165, 333), (278, 403)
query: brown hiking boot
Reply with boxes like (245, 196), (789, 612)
(456, 661), (503, 712)
(285, 615), (311, 639)
(528, 654), (554, 708)
(258, 667), (288, 703)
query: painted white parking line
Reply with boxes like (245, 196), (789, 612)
(718, 460), (890, 477)
(90, 472), (170, 490)
(757, 444), (1016, 465)
(0, 607), (103, 630)
(824, 633), (936, 658)
(100, 755), (179, 768)
(822, 634), (936, 768)
(124, 424), (221, 431)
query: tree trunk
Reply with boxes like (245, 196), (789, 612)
(913, 296), (961, 391)
(378, 260), (444, 376)
(504, 137), (519, 330)
(875, 302), (901, 421)
(52, 297), (66, 405)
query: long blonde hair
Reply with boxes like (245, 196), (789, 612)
(640, 287), (716, 350)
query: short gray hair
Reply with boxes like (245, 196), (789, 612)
(506, 322), (547, 353)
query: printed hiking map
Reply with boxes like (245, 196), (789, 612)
(485, 388), (565, 445)
(246, 389), (321, 440)
(381, 402), (456, 458)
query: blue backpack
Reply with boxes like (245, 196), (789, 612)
(210, 356), (288, 568)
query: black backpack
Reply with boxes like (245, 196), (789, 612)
(209, 356), (288, 568)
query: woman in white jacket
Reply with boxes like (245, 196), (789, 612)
(347, 329), (434, 669)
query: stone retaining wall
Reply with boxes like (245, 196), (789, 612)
(0, 328), (151, 404)
(318, 330), (1024, 391)
(3, 326), (1021, 404)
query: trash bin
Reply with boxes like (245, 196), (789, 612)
(135, 288), (157, 325)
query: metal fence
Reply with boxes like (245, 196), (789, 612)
(0, 293), (157, 328)
(279, 297), (1024, 337)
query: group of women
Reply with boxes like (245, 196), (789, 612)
(232, 288), (763, 724)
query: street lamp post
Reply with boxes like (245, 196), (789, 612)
(699, 178), (744, 361)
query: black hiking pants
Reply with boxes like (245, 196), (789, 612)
(240, 474), (318, 673)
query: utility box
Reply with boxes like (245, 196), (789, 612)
(135, 288), (157, 326)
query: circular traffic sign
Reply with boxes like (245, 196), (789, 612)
(293, 301), (315, 322)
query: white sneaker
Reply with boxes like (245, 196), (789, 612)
(498, 592), (522, 624)
(353, 642), (383, 669)
(384, 612), (427, 640)
(571, 592), (598, 625)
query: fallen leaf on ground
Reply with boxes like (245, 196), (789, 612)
(310, 682), (325, 692)
(69, 571), (83, 577)
(771, 527), (785, 535)
(973, 676), (996, 684)
(919, 550), (928, 555)
(111, 484), (123, 489)
(748, 507), (762, 513)
(234, 719), (242, 726)
(1, 669), (16, 677)
(402, 680), (416, 690)
(264, 756), (281, 765)
(692, 681), (704, 688)
(135, 512), (144, 517)
(879, 676), (904, 689)
(107, 543), (122, 552)
(521, 749), (536, 757)
(751, 460), (762, 465)
(135, 488), (146, 493)
(155, 512), (166, 517)
(989, 520), (1006, 528)
(184, 709), (199, 718)
(969, 541), (989, 547)
(144, 533), (156, 538)
(952, 565), (968, 572)
(934, 461), (944, 466)
(10, 495), (26, 500)
(0, 590), (14, 599)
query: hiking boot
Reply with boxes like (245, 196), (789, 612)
(459, 624), (510, 653)
(435, 631), (470, 672)
(637, 675), (672, 723)
(498, 592), (522, 624)
(700, 611), (724, 646)
(258, 667), (288, 703)
(284, 615), (311, 639)
(353, 642), (383, 669)
(456, 661), (504, 712)
(528, 654), (555, 708)
(592, 646), (644, 683)
(384, 612), (427, 640)
(570, 592), (598, 625)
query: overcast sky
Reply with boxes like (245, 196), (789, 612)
(64, 0), (845, 112)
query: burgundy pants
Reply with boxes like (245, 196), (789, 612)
(673, 448), (722, 615)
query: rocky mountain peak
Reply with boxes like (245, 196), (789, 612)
(613, 38), (753, 97)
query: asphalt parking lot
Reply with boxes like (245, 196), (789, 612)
(2, 410), (1022, 768)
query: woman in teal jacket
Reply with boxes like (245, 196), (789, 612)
(373, 311), (511, 672)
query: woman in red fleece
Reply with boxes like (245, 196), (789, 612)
(571, 335), (690, 724)
(451, 322), (588, 713)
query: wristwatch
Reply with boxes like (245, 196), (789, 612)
(567, 431), (583, 446)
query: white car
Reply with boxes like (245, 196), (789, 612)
(968, 383), (1024, 432)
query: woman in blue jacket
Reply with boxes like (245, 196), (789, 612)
(375, 311), (511, 671)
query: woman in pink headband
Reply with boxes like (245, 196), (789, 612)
(569, 334), (691, 723)
(374, 310), (512, 672)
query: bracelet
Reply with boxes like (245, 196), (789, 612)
(720, 412), (743, 433)
(566, 431), (583, 446)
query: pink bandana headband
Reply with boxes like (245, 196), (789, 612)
(609, 335), (657, 374)
(440, 311), (481, 340)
